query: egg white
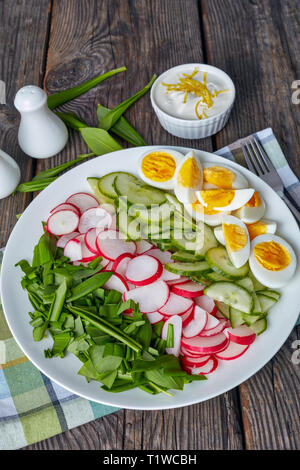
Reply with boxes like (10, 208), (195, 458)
(249, 234), (297, 288)
(214, 225), (225, 245)
(196, 188), (255, 212)
(246, 219), (277, 241)
(222, 215), (250, 268)
(138, 148), (184, 190)
(174, 150), (203, 204)
(185, 202), (230, 227)
(234, 191), (265, 223)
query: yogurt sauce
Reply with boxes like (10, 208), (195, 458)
(153, 67), (234, 121)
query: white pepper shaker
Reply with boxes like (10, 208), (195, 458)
(0, 149), (21, 199)
(14, 85), (68, 159)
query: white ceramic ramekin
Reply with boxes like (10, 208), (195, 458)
(150, 63), (235, 139)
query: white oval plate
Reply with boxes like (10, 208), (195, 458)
(1, 146), (299, 410)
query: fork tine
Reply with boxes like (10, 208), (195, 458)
(249, 140), (268, 174)
(242, 142), (262, 176)
(252, 137), (274, 172)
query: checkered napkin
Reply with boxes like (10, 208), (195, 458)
(0, 128), (299, 450)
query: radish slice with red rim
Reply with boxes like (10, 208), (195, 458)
(166, 277), (189, 286)
(215, 341), (250, 360)
(102, 271), (129, 294)
(185, 356), (218, 375)
(182, 354), (211, 368)
(125, 255), (163, 286)
(136, 240), (153, 254)
(100, 256), (111, 269)
(172, 281), (205, 298)
(56, 231), (79, 248)
(64, 238), (82, 261)
(180, 345), (210, 358)
(66, 193), (98, 213)
(51, 202), (80, 216)
(47, 209), (79, 236)
(225, 325), (256, 345)
(161, 315), (182, 357)
(182, 305), (207, 338)
(199, 318), (228, 337)
(112, 253), (134, 278)
(73, 234), (96, 261)
(146, 311), (164, 324)
(181, 333), (229, 354)
(195, 295), (217, 315)
(124, 281), (170, 313)
(159, 292), (194, 316)
(160, 268), (181, 282)
(181, 305), (194, 327)
(85, 228), (100, 255)
(147, 248), (173, 264)
(203, 313), (220, 331)
(96, 229), (136, 260)
(78, 207), (112, 234)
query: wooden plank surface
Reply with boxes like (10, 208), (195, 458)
(0, 0), (299, 450)
(201, 0), (300, 450)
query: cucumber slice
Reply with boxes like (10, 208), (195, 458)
(190, 275), (210, 286)
(171, 223), (217, 256)
(256, 293), (277, 312)
(249, 317), (267, 335)
(215, 301), (230, 319)
(165, 261), (210, 276)
(205, 271), (230, 282)
(229, 307), (244, 328)
(165, 193), (183, 211)
(130, 202), (174, 225)
(114, 175), (167, 206)
(171, 211), (197, 231)
(242, 312), (266, 326)
(237, 278), (261, 314)
(249, 272), (266, 291)
(87, 177), (115, 205)
(257, 290), (281, 301)
(206, 246), (249, 280)
(99, 172), (138, 200)
(204, 282), (254, 314)
(171, 251), (204, 262)
(237, 277), (254, 291)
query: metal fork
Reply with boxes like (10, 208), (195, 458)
(242, 137), (300, 224)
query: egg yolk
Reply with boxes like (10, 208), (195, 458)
(200, 189), (235, 209)
(141, 152), (176, 182)
(203, 166), (235, 189)
(246, 191), (261, 207)
(223, 223), (248, 252)
(192, 200), (220, 215)
(246, 221), (267, 240)
(254, 241), (291, 271)
(177, 157), (202, 188)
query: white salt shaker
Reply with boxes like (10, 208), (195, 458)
(14, 85), (68, 159)
(0, 149), (21, 199)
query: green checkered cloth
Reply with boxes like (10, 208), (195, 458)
(0, 128), (299, 450)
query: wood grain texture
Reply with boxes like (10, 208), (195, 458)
(201, 0), (300, 450)
(0, 0), (52, 247)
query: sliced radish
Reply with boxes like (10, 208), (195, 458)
(66, 192), (98, 213)
(73, 233), (96, 261)
(47, 209), (79, 236)
(100, 256), (111, 269)
(136, 240), (153, 254)
(159, 292), (194, 316)
(146, 311), (164, 324)
(64, 238), (82, 261)
(182, 305), (207, 338)
(180, 345), (210, 358)
(182, 354), (211, 368)
(56, 231), (79, 248)
(147, 248), (173, 264)
(185, 356), (218, 375)
(167, 277), (189, 286)
(124, 281), (169, 313)
(181, 305), (195, 327)
(51, 202), (80, 216)
(215, 341), (250, 360)
(215, 310), (226, 319)
(160, 268), (181, 282)
(204, 313), (220, 331)
(161, 315), (182, 357)
(199, 318), (228, 337)
(225, 325), (256, 346)
(172, 281), (205, 298)
(181, 333), (229, 354)
(102, 271), (129, 294)
(85, 228), (100, 255)
(195, 295), (218, 315)
(125, 255), (163, 286)
(96, 229), (136, 260)
(112, 253), (134, 278)
(106, 261), (114, 270)
(78, 207), (112, 234)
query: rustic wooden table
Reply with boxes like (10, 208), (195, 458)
(0, 0), (299, 450)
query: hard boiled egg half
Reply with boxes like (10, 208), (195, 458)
(222, 215), (250, 268)
(138, 149), (184, 189)
(186, 200), (230, 227)
(215, 219), (277, 243)
(234, 191), (265, 223)
(202, 163), (248, 189)
(196, 188), (254, 212)
(249, 234), (296, 288)
(174, 150), (203, 204)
